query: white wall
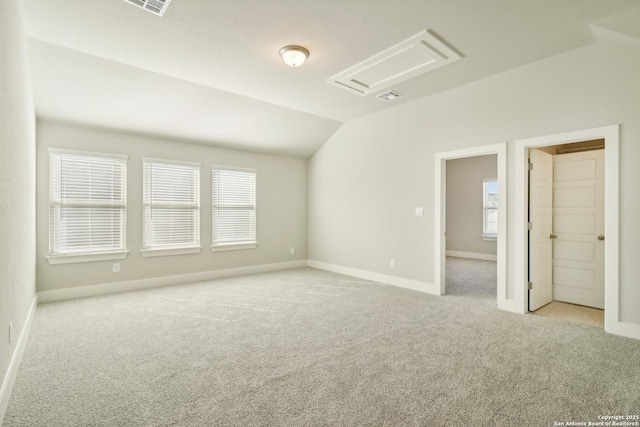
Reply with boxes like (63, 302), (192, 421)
(308, 39), (640, 325)
(36, 121), (308, 293)
(446, 155), (497, 256)
(0, 0), (37, 413)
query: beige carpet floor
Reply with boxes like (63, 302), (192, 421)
(3, 265), (639, 426)
(445, 256), (497, 297)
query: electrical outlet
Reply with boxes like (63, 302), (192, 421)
(113, 263), (120, 273)
(290, 248), (295, 255)
(9, 322), (12, 343)
(390, 259), (396, 268)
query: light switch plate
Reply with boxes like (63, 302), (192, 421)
(415, 207), (424, 216)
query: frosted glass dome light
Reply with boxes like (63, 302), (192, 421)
(279, 45), (309, 67)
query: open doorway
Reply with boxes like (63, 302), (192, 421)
(434, 143), (507, 309)
(514, 125), (620, 335)
(528, 140), (605, 328)
(444, 155), (497, 300)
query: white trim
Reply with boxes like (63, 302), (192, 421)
(211, 164), (257, 174)
(445, 251), (497, 261)
(37, 260), (308, 303)
(210, 242), (258, 252)
(48, 147), (127, 160)
(514, 125), (624, 333)
(0, 296), (38, 423)
(605, 321), (640, 341)
(141, 157), (201, 168)
(140, 246), (202, 257)
(434, 143), (508, 307)
(47, 250), (129, 264)
(308, 260), (439, 295)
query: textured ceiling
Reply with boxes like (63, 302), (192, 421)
(20, 0), (640, 158)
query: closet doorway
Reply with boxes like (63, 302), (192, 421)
(514, 125), (620, 334)
(528, 140), (605, 327)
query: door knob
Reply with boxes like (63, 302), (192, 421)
(549, 234), (557, 239)
(598, 235), (605, 241)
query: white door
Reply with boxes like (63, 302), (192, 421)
(528, 149), (553, 311)
(552, 150), (604, 309)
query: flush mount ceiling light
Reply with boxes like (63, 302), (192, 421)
(279, 45), (310, 67)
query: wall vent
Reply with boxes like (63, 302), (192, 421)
(327, 30), (461, 96)
(376, 90), (403, 101)
(123, 0), (172, 16)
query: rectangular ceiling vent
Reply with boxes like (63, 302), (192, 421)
(123, 0), (172, 16)
(376, 90), (403, 101)
(327, 30), (461, 96)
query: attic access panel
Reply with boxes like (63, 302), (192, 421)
(123, 0), (172, 16)
(327, 30), (461, 96)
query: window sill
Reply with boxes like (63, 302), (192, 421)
(482, 234), (497, 242)
(140, 246), (202, 258)
(210, 242), (258, 252)
(47, 251), (129, 265)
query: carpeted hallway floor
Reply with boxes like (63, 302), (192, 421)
(445, 256), (497, 297)
(3, 264), (639, 426)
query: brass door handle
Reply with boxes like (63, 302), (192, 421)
(598, 235), (605, 241)
(550, 234), (558, 239)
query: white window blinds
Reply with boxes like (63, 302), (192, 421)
(49, 149), (127, 255)
(143, 160), (200, 250)
(212, 167), (256, 245)
(483, 180), (498, 237)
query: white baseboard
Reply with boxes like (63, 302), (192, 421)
(0, 295), (38, 423)
(307, 260), (440, 295)
(445, 250), (497, 261)
(498, 299), (526, 314)
(38, 260), (308, 303)
(605, 319), (640, 341)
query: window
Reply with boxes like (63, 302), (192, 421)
(211, 166), (257, 251)
(142, 159), (201, 256)
(48, 149), (127, 263)
(483, 180), (498, 240)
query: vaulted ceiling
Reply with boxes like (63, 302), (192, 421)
(20, 0), (640, 158)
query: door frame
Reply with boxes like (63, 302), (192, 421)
(434, 143), (507, 307)
(514, 125), (619, 333)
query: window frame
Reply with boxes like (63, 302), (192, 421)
(211, 165), (258, 252)
(482, 179), (498, 241)
(140, 158), (202, 257)
(47, 148), (129, 264)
